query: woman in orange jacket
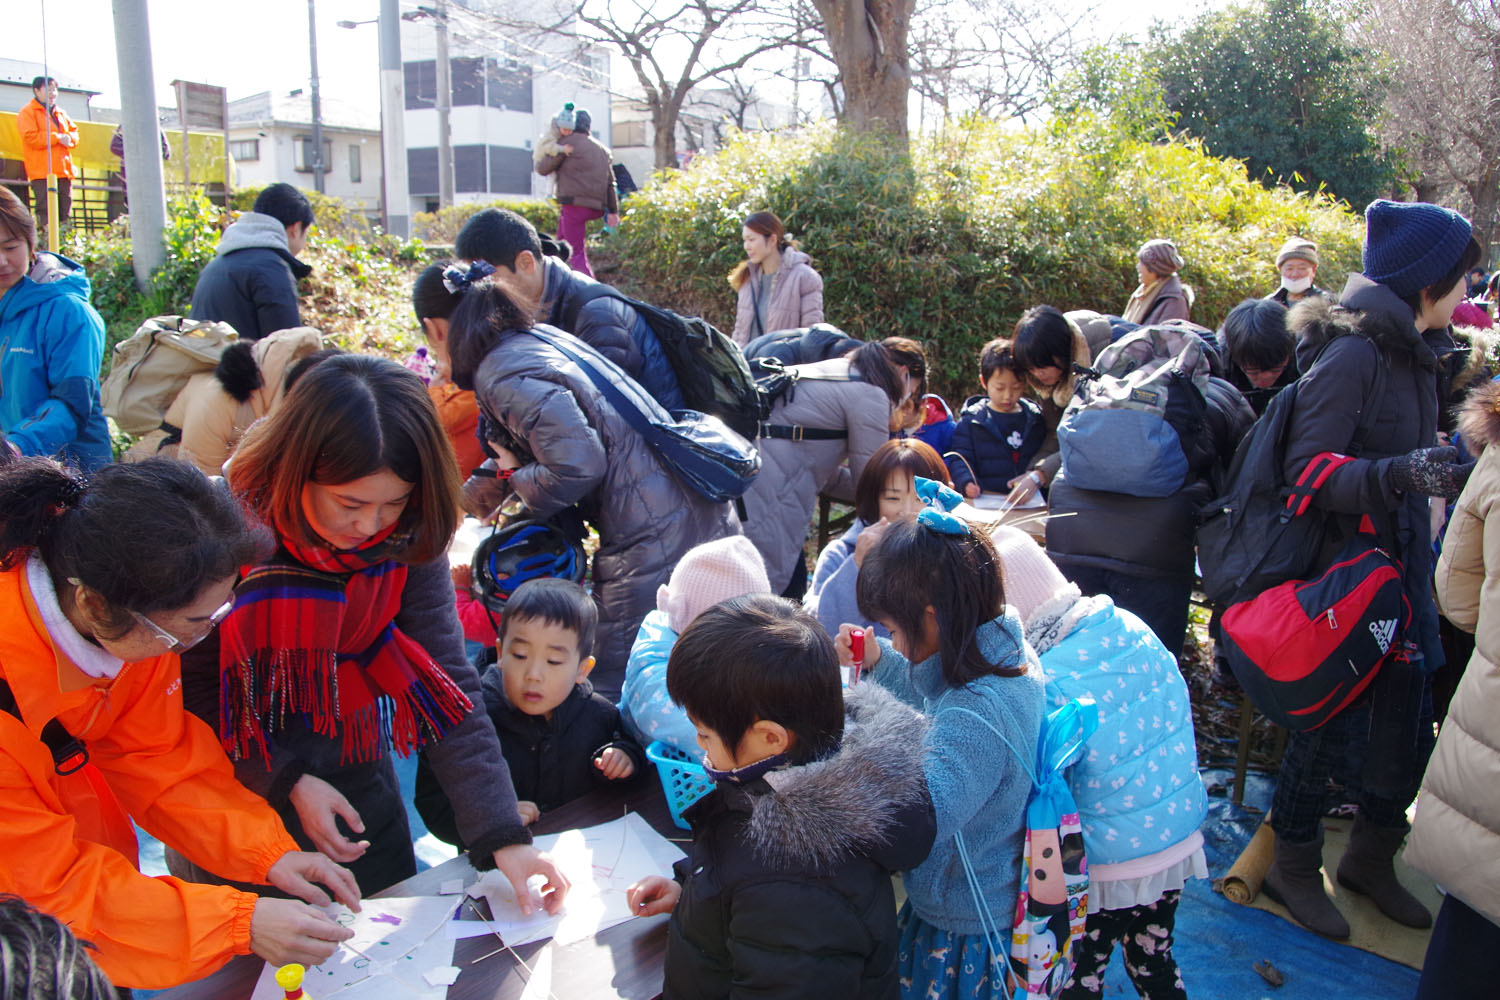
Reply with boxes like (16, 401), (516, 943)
(0, 456), (362, 991)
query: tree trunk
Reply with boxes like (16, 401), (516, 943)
(812, 0), (915, 141)
(651, 94), (681, 170)
(1466, 165), (1500, 264)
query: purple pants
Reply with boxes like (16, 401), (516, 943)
(557, 203), (604, 277)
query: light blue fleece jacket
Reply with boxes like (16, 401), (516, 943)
(1030, 595), (1207, 864)
(871, 609), (1045, 936)
(617, 609), (698, 757)
(0, 254), (110, 470)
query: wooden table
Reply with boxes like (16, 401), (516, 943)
(158, 780), (683, 1000)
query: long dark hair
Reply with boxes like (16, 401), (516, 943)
(445, 281), (536, 392)
(0, 458), (271, 638)
(1012, 304), (1075, 376)
(857, 519), (1026, 687)
(848, 341), (906, 406)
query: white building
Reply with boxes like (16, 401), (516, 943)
(400, 0), (612, 216)
(612, 85), (795, 184)
(0, 59), (97, 122)
(226, 91), (384, 218)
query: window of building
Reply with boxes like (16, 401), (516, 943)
(293, 136), (333, 174)
(408, 147), (438, 196)
(349, 144), (362, 183)
(404, 60), (436, 110)
(455, 144), (487, 193)
(488, 145), (531, 194)
(485, 57), (533, 112)
(228, 138), (260, 162)
(452, 57), (484, 106)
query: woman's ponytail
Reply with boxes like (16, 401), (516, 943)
(0, 459), (88, 570)
(446, 281), (535, 391)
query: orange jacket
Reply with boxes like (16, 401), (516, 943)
(18, 98), (78, 180)
(429, 381), (486, 479)
(0, 562), (301, 989)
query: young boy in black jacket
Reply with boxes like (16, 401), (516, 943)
(416, 578), (642, 841)
(947, 337), (1045, 498)
(626, 595), (935, 1000)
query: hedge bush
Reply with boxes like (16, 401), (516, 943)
(609, 118), (1365, 403)
(413, 199), (560, 245)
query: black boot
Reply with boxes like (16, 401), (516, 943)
(1263, 829), (1351, 939)
(1336, 815), (1432, 929)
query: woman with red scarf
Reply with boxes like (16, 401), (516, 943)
(178, 354), (567, 909)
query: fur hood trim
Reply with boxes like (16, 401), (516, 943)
(1458, 379), (1500, 454)
(746, 682), (930, 873)
(1287, 274), (1427, 372)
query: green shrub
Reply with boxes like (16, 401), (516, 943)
(610, 119), (1364, 404)
(413, 199), (560, 245)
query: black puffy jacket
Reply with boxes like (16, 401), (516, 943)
(188, 213), (309, 341)
(663, 684), (935, 1000)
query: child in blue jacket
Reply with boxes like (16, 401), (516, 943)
(841, 512), (1045, 999)
(991, 526), (1207, 999)
(947, 338), (1045, 498)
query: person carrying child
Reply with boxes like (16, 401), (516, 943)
(619, 534), (772, 757)
(839, 508), (1046, 999)
(946, 337), (1046, 499)
(990, 527), (1208, 999)
(416, 578), (642, 838)
(626, 594), (935, 998)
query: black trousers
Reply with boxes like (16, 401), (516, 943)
(1061, 890), (1188, 999)
(1416, 894), (1500, 999)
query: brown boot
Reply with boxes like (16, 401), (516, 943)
(1263, 830), (1351, 939)
(1335, 815), (1432, 928)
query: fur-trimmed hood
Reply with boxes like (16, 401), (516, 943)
(1458, 379), (1500, 453)
(1288, 273), (1433, 372)
(739, 681), (932, 874)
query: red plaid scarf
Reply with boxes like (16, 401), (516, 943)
(218, 525), (473, 766)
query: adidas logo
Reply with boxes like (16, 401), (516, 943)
(1369, 619), (1397, 655)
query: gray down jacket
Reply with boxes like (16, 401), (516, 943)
(742, 355), (893, 590)
(468, 324), (739, 697)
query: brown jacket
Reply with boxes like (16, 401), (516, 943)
(1405, 379), (1500, 925)
(536, 132), (619, 213)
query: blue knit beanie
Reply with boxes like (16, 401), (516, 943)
(1362, 199), (1472, 298)
(554, 102), (576, 130)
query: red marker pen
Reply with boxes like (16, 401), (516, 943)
(849, 628), (866, 686)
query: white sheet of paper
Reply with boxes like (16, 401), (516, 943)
(439, 878), (466, 895)
(970, 490), (1045, 511)
(517, 943), (555, 1000)
(423, 965), (462, 987)
(249, 896), (458, 1000)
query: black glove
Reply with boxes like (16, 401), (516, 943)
(1386, 446), (1475, 500)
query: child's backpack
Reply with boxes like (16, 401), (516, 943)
(101, 316), (238, 435)
(557, 287), (762, 439)
(1057, 327), (1212, 498)
(947, 698), (1098, 1000)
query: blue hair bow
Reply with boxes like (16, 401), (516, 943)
(914, 476), (963, 512)
(442, 259), (496, 295)
(917, 507), (969, 536)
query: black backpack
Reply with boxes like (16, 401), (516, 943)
(559, 287), (762, 439)
(1196, 337), (1387, 606)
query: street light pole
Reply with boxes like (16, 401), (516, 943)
(308, 0), (325, 193)
(379, 0), (409, 236)
(434, 0), (453, 208)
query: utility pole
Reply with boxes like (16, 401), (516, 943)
(308, 0), (326, 193)
(112, 0), (166, 289)
(379, 0), (409, 236)
(434, 0), (454, 208)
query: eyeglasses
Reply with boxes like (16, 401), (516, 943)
(128, 598), (236, 653)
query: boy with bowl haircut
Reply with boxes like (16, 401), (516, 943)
(416, 578), (642, 839)
(626, 595), (935, 998)
(946, 337), (1046, 498)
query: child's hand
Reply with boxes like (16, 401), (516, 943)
(852, 516), (891, 568)
(964, 482), (981, 499)
(517, 800), (540, 826)
(835, 623), (882, 669)
(450, 563), (473, 592)
(626, 875), (680, 917)
(594, 746), (636, 780)
(1005, 470), (1042, 506)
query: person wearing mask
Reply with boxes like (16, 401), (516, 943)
(1266, 237), (1327, 306)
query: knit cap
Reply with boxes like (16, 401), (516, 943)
(554, 102), (577, 130)
(989, 525), (1074, 624)
(1363, 199), (1472, 299)
(657, 535), (772, 634)
(1138, 239), (1185, 276)
(573, 107), (592, 133)
(1275, 237), (1320, 269)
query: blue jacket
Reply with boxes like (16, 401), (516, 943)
(540, 257), (684, 411)
(899, 393), (956, 456)
(1028, 594), (1207, 865)
(871, 611), (1044, 935)
(804, 521), (890, 643)
(946, 395), (1045, 494)
(0, 254), (111, 470)
(618, 609), (698, 756)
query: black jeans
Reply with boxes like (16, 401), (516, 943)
(1417, 894), (1500, 999)
(29, 176), (71, 227)
(1061, 890), (1187, 999)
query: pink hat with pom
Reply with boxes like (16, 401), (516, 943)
(657, 535), (773, 634)
(988, 525), (1074, 624)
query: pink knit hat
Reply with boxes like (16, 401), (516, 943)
(989, 526), (1074, 623)
(657, 535), (773, 633)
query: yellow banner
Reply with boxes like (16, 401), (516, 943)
(0, 112), (227, 184)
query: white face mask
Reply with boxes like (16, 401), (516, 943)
(1282, 276), (1313, 294)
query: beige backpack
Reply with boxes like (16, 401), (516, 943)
(102, 316), (239, 436)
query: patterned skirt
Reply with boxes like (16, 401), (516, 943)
(896, 902), (1012, 1000)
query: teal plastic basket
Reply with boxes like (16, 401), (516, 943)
(645, 740), (713, 829)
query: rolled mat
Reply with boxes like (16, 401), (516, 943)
(1223, 821), (1276, 904)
